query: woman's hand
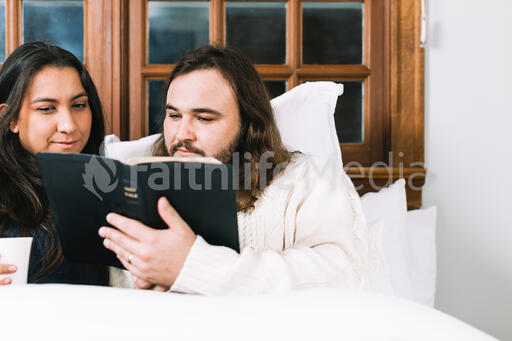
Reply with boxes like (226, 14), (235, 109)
(0, 255), (17, 285)
(98, 197), (196, 288)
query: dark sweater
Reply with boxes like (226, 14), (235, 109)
(1, 222), (108, 285)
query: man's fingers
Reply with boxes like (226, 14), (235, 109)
(135, 278), (153, 290)
(158, 197), (186, 231)
(99, 226), (142, 257)
(101, 234), (145, 267)
(116, 255), (146, 281)
(105, 213), (153, 242)
(0, 264), (17, 274)
(153, 285), (169, 292)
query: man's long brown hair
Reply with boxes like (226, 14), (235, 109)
(0, 42), (105, 281)
(153, 45), (294, 213)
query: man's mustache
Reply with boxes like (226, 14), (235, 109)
(170, 141), (206, 156)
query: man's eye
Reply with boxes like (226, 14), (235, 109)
(168, 113), (181, 119)
(198, 116), (213, 122)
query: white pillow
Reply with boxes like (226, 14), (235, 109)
(364, 218), (394, 295)
(103, 133), (160, 159)
(406, 206), (437, 306)
(360, 179), (414, 300)
(271, 81), (344, 168)
(103, 81), (344, 167)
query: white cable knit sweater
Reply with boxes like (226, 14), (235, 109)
(166, 153), (368, 295)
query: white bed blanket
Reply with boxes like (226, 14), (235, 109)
(0, 285), (497, 341)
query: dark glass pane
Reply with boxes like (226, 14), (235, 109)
(148, 80), (166, 136)
(226, 2), (286, 64)
(0, 1), (5, 62)
(22, 0), (84, 61)
(148, 1), (209, 64)
(264, 81), (286, 100)
(334, 81), (363, 144)
(303, 2), (363, 64)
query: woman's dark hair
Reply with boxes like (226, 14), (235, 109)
(153, 45), (293, 212)
(0, 41), (105, 281)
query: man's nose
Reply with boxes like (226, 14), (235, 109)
(176, 118), (196, 141)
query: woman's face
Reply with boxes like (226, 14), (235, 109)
(9, 66), (92, 155)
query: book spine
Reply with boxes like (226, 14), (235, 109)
(120, 164), (146, 222)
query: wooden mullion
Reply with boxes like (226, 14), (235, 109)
(299, 0), (364, 2)
(110, 0), (129, 139)
(287, 0), (300, 90)
(361, 0), (373, 167)
(5, 0), (21, 54)
(255, 64), (293, 78)
(297, 65), (370, 79)
(210, 0), (224, 45)
(382, 0), (392, 168)
(128, 0), (145, 140)
(390, 0), (425, 166)
(83, 0), (129, 138)
(142, 64), (174, 78)
(84, 0), (109, 133)
(142, 64), (293, 83)
(413, 0), (425, 165)
(226, 0), (288, 2)
(366, 0), (387, 165)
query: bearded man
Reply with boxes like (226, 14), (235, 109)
(99, 45), (368, 295)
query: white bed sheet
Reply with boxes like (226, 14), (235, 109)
(0, 285), (497, 341)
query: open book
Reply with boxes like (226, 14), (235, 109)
(37, 153), (239, 269)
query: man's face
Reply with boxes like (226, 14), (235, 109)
(163, 69), (241, 163)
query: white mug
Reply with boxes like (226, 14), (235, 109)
(0, 237), (33, 285)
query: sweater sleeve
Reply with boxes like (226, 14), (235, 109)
(170, 156), (368, 295)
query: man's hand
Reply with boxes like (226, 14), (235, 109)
(98, 197), (196, 288)
(134, 277), (170, 292)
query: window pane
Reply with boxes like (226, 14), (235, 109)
(334, 81), (363, 144)
(148, 1), (209, 64)
(264, 81), (286, 100)
(148, 80), (166, 136)
(303, 2), (363, 65)
(0, 0), (5, 62)
(226, 2), (286, 64)
(22, 0), (84, 61)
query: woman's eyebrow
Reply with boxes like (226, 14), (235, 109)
(31, 91), (88, 104)
(71, 92), (88, 101)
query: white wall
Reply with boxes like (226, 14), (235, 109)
(424, 1), (512, 340)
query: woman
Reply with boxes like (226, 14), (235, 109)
(0, 41), (108, 285)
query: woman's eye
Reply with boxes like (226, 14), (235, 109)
(37, 106), (55, 113)
(73, 103), (87, 110)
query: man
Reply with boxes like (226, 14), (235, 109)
(99, 45), (367, 295)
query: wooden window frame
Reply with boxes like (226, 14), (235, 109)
(2, 0), (128, 139)
(128, 0), (386, 166)
(1, 0), (426, 207)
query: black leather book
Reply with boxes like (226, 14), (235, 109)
(37, 152), (239, 269)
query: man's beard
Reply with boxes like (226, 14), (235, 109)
(168, 131), (241, 164)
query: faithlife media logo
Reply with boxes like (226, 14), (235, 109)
(82, 155), (119, 201)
